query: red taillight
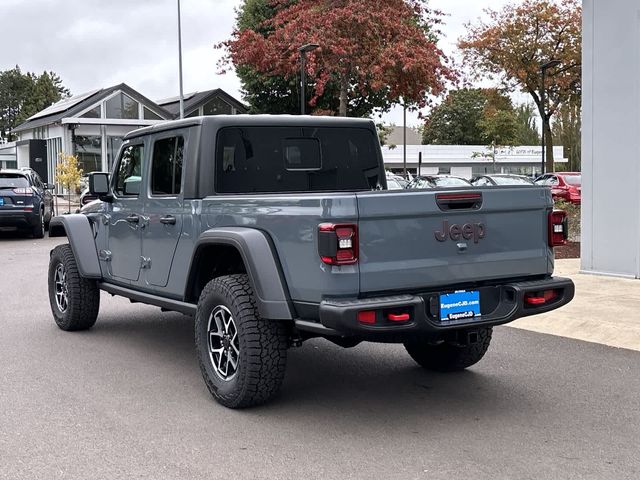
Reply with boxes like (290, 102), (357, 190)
(318, 223), (358, 265)
(525, 289), (558, 305)
(549, 210), (568, 247)
(357, 310), (376, 324)
(13, 187), (33, 196)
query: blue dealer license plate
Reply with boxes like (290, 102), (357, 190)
(0, 198), (3, 206)
(439, 290), (481, 322)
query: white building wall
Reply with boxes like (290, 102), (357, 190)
(581, 0), (640, 278)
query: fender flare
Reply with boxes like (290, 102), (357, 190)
(188, 227), (293, 320)
(48, 214), (102, 279)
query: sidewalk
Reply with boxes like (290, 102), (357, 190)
(510, 259), (640, 352)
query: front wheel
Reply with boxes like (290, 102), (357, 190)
(48, 244), (100, 331)
(195, 274), (288, 408)
(404, 327), (493, 372)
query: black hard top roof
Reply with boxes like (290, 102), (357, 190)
(124, 115), (376, 140)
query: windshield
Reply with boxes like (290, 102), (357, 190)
(0, 174), (29, 189)
(432, 177), (471, 187)
(215, 126), (382, 193)
(563, 174), (581, 186)
(492, 176), (533, 186)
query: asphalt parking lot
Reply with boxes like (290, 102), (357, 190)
(1, 233), (639, 480)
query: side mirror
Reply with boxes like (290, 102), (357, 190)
(45, 183), (55, 190)
(89, 172), (110, 195)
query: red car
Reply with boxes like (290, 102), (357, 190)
(534, 172), (581, 205)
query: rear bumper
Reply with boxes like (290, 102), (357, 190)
(0, 209), (38, 228)
(311, 276), (574, 337)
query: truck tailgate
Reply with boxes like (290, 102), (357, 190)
(356, 187), (553, 294)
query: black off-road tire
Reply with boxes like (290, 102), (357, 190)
(32, 207), (45, 238)
(48, 244), (100, 331)
(195, 274), (288, 409)
(404, 327), (493, 372)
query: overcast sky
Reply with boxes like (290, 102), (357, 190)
(2, 0), (512, 126)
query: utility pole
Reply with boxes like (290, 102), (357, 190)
(177, 0), (185, 119)
(298, 44), (319, 115)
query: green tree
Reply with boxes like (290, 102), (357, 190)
(0, 67), (70, 141)
(553, 93), (581, 171)
(422, 88), (516, 145)
(514, 103), (541, 145)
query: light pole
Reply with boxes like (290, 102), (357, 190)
(298, 43), (319, 115)
(177, 0), (185, 119)
(540, 59), (561, 175)
(403, 101), (407, 179)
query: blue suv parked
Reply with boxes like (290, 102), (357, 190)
(0, 168), (54, 238)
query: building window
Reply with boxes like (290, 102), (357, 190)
(73, 135), (102, 174)
(107, 136), (124, 172)
(151, 136), (184, 195)
(105, 92), (140, 119)
(203, 97), (232, 115)
(81, 106), (101, 118)
(143, 107), (163, 120)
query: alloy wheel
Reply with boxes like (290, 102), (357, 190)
(54, 263), (68, 313)
(207, 305), (240, 381)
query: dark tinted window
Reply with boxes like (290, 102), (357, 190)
(215, 127), (381, 193)
(114, 144), (144, 197)
(151, 136), (184, 195)
(0, 174), (29, 188)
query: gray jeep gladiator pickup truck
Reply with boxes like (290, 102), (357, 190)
(47, 115), (574, 408)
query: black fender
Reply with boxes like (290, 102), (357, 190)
(48, 214), (102, 279)
(187, 227), (293, 320)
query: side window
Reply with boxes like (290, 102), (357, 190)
(114, 144), (144, 197)
(547, 176), (559, 186)
(151, 136), (184, 196)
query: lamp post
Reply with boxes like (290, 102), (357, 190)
(177, 0), (185, 119)
(540, 59), (561, 175)
(298, 43), (319, 115)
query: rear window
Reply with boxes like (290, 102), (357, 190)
(563, 174), (581, 186)
(0, 174), (29, 188)
(215, 126), (382, 193)
(432, 177), (470, 187)
(492, 176), (533, 185)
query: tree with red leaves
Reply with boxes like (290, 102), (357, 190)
(220, 0), (454, 117)
(459, 0), (581, 170)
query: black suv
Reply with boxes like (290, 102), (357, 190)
(0, 168), (54, 238)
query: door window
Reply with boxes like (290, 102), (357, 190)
(150, 136), (184, 196)
(114, 144), (144, 197)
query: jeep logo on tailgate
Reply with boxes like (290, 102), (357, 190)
(435, 220), (485, 243)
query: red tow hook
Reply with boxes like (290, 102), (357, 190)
(387, 313), (410, 322)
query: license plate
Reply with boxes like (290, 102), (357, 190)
(0, 198), (4, 206)
(439, 290), (481, 322)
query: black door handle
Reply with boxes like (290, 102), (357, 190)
(125, 214), (139, 223)
(160, 215), (176, 225)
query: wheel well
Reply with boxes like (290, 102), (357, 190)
(186, 244), (247, 303)
(48, 223), (67, 237)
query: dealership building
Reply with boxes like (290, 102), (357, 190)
(6, 84), (247, 184)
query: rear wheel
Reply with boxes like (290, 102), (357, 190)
(195, 274), (288, 408)
(48, 244), (100, 331)
(404, 327), (492, 372)
(32, 207), (45, 238)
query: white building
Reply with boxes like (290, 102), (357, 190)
(581, 0), (640, 278)
(10, 84), (247, 185)
(382, 144), (566, 179)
